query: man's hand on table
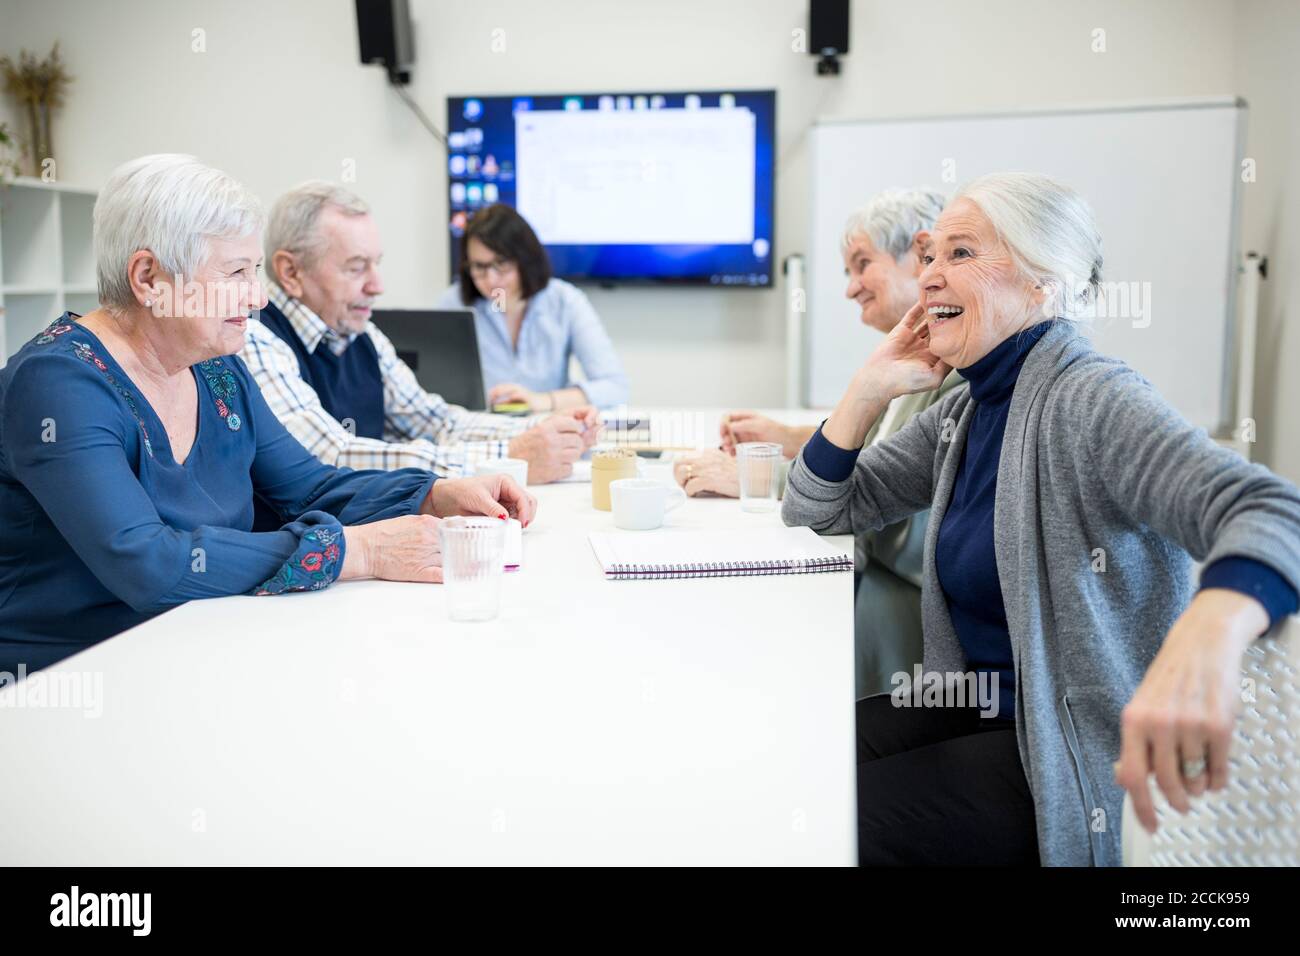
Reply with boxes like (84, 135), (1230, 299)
(507, 407), (600, 483)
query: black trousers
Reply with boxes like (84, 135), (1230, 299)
(856, 694), (1040, 865)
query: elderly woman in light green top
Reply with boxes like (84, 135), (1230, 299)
(674, 188), (961, 698)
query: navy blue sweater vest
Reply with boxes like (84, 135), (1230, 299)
(257, 300), (386, 441)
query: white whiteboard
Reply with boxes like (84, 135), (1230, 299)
(806, 100), (1245, 432)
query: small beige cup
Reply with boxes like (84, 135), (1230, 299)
(591, 448), (639, 511)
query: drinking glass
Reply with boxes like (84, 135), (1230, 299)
(736, 442), (782, 512)
(438, 516), (507, 621)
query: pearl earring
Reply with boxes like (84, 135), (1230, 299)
(144, 299), (153, 307)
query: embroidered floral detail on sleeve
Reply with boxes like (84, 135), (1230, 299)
(35, 321), (74, 345)
(196, 358), (243, 432)
(68, 338), (155, 458)
(252, 526), (343, 595)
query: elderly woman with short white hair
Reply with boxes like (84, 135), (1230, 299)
(0, 154), (535, 674)
(783, 172), (1300, 866)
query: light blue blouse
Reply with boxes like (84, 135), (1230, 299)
(0, 315), (437, 674)
(435, 278), (629, 408)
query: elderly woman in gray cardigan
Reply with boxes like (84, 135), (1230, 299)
(783, 172), (1300, 867)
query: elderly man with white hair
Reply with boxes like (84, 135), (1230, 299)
(0, 155), (536, 675)
(673, 188), (962, 699)
(240, 182), (597, 490)
(784, 172), (1300, 866)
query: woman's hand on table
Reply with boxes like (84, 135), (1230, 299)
(426, 474), (537, 526)
(673, 448), (741, 498)
(489, 384), (598, 417)
(1114, 588), (1268, 832)
(340, 475), (536, 584)
(488, 382), (540, 408)
(340, 515), (444, 583)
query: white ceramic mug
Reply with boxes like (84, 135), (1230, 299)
(609, 478), (686, 531)
(474, 457), (529, 487)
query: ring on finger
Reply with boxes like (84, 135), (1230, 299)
(1180, 755), (1207, 779)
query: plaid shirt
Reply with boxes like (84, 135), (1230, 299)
(240, 284), (536, 476)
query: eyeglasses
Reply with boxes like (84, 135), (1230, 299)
(467, 257), (516, 278)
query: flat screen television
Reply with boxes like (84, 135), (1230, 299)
(445, 89), (776, 287)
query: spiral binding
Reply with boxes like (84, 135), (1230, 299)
(605, 555), (853, 580)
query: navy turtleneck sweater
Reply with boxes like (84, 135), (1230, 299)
(802, 320), (1297, 722)
(933, 321), (1055, 720)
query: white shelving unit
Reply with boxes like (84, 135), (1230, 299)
(0, 176), (98, 364)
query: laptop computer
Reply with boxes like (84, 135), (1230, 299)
(370, 308), (486, 411)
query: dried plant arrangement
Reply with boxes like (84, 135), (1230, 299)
(0, 43), (73, 177)
(0, 121), (23, 185)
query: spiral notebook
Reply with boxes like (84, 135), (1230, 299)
(589, 527), (853, 580)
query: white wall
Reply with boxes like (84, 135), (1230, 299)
(6, 0), (1288, 465)
(1234, 0), (1300, 481)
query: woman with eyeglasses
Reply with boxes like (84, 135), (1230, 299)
(437, 204), (629, 412)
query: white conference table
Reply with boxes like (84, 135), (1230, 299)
(0, 409), (856, 865)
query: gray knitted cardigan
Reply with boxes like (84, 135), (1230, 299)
(782, 319), (1300, 866)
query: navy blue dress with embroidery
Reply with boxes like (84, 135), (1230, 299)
(0, 316), (437, 673)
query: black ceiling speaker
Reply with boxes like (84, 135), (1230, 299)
(356, 0), (415, 85)
(809, 0), (850, 75)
